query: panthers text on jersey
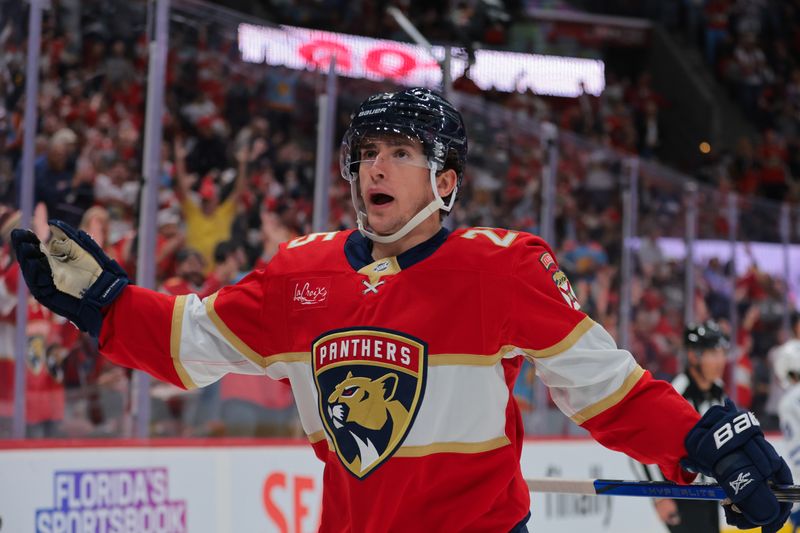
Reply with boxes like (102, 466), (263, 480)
(99, 227), (701, 532)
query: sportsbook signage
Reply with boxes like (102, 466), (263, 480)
(3, 438), (781, 531)
(35, 468), (186, 533)
(237, 23), (605, 97)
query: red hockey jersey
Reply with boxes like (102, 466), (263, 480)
(0, 260), (66, 423)
(99, 227), (700, 532)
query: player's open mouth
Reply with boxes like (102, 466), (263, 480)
(370, 193), (394, 206)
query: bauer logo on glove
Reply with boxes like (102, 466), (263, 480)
(11, 219), (129, 337)
(713, 411), (760, 449)
(682, 400), (792, 533)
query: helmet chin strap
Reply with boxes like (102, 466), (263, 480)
(351, 162), (457, 245)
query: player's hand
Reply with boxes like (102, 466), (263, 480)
(681, 400), (792, 533)
(654, 498), (680, 526)
(11, 219), (129, 337)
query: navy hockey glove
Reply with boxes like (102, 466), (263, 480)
(11, 219), (129, 337)
(681, 400), (792, 533)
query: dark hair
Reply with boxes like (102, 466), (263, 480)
(175, 248), (203, 264)
(213, 240), (239, 264)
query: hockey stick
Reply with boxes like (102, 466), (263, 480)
(526, 478), (800, 502)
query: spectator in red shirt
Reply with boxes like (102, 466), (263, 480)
(160, 248), (220, 298)
(757, 129), (789, 200)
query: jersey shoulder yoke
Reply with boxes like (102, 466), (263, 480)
(274, 229), (352, 270)
(446, 227), (553, 269)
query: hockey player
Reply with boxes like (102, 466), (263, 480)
(11, 88), (792, 532)
(775, 339), (800, 531)
(636, 321), (729, 532)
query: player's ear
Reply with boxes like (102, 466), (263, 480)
(436, 168), (457, 198)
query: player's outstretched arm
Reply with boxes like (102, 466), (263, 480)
(682, 400), (792, 532)
(11, 219), (129, 337)
(14, 219), (275, 390)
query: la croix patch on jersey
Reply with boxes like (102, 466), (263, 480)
(312, 327), (428, 479)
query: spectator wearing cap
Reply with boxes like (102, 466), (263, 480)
(174, 140), (248, 274)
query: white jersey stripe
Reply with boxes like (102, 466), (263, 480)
(204, 292), (266, 368)
(571, 366), (645, 424)
(264, 359), (511, 448)
(266, 360), (325, 438)
(530, 322), (641, 422)
(522, 316), (595, 358)
(404, 363), (509, 446)
(177, 294), (266, 387)
(178, 293), (520, 446)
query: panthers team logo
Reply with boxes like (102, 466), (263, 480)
(312, 327), (427, 479)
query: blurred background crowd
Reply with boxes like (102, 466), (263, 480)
(1, 0), (800, 439)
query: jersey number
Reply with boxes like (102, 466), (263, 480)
(461, 228), (519, 248)
(287, 232), (338, 249)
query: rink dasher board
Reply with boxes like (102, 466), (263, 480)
(0, 436), (788, 533)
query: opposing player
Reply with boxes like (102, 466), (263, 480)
(11, 88), (792, 532)
(635, 321), (728, 533)
(775, 339), (800, 531)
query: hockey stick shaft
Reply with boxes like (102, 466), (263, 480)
(526, 478), (800, 502)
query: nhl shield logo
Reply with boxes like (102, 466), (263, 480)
(312, 327), (428, 479)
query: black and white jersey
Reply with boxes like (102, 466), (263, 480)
(632, 372), (726, 482)
(671, 372), (726, 416)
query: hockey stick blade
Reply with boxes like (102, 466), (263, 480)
(526, 478), (800, 502)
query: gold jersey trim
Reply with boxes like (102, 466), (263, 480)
(262, 348), (517, 367)
(205, 292), (267, 368)
(264, 352), (311, 366)
(170, 295), (197, 389)
(307, 430), (327, 444)
(325, 435), (510, 457)
(571, 365), (646, 425)
(259, 348), (523, 367)
(522, 316), (595, 359)
(357, 256), (402, 285)
(428, 346), (515, 366)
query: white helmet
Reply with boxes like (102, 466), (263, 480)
(774, 339), (800, 388)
